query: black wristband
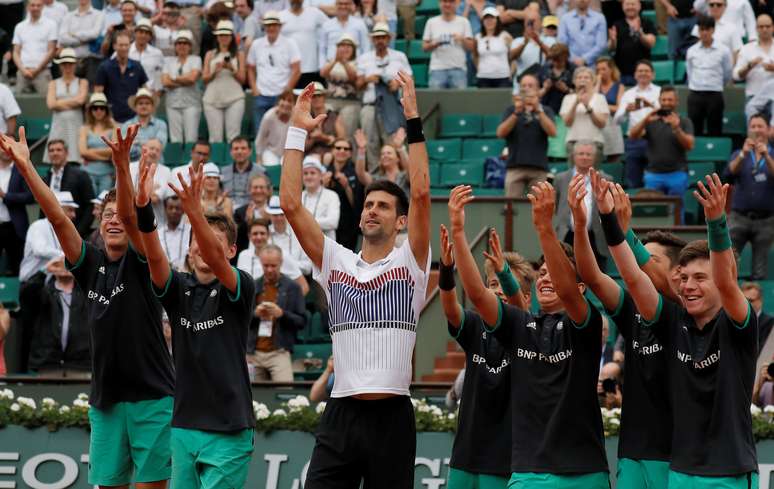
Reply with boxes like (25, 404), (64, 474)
(438, 261), (456, 291)
(136, 203), (157, 233)
(599, 212), (625, 247)
(406, 117), (425, 144)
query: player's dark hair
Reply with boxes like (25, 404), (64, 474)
(364, 180), (409, 217)
(205, 212), (237, 245)
(643, 231), (687, 268)
(678, 240), (710, 267)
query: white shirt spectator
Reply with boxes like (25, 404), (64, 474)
(302, 186), (340, 240)
(690, 18), (743, 56)
(559, 92), (609, 144)
(377, 0), (397, 21)
(318, 16), (371, 69)
(733, 40), (774, 97)
(234, 12), (261, 50)
(129, 161), (173, 227)
(58, 6), (105, 58)
(129, 42), (165, 92)
(475, 32), (512, 79)
(305, 0), (335, 11)
(613, 82), (661, 127)
(158, 221), (191, 271)
(237, 247), (304, 279)
(511, 34), (556, 77)
(693, 0), (757, 41)
(135, 0), (157, 16)
(42, 0), (69, 24)
(0, 83), (21, 134)
(254, 106), (290, 165)
(0, 163), (13, 223)
(686, 40), (733, 92)
(153, 25), (180, 54)
(247, 34), (301, 96)
(423, 15), (473, 71)
(279, 6), (328, 74)
(253, 0), (289, 22)
(19, 218), (63, 282)
(356, 48), (412, 104)
(269, 225), (312, 274)
(12, 16), (58, 68)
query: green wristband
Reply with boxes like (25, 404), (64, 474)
(625, 229), (651, 267)
(707, 214), (732, 252)
(496, 261), (521, 297)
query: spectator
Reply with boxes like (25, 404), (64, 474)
(87, 190), (108, 249)
(247, 11), (301, 134)
(121, 87), (169, 160)
(279, 0), (328, 87)
(319, 0), (370, 68)
(177, 0), (205, 52)
(222, 136), (265, 209)
(157, 195), (191, 270)
(497, 73), (558, 197)
(301, 156), (341, 240)
(734, 15), (774, 110)
(199, 1), (232, 56)
(169, 139), (211, 182)
(458, 0), (490, 39)
(628, 86), (694, 204)
(694, 0), (756, 42)
(690, 0), (743, 61)
(129, 138), (171, 225)
(472, 7), (512, 88)
(509, 10), (557, 86)
(162, 30), (202, 144)
(356, 0), (387, 35)
(78, 93), (117, 194)
(246, 244), (307, 382)
(58, 0), (105, 82)
(102, 0), (126, 33)
(233, 0), (261, 53)
(12, 0), (57, 95)
(45, 50), (88, 165)
(252, 0), (289, 24)
(724, 114), (774, 281)
(154, 1), (187, 57)
(596, 57), (624, 162)
(266, 195), (313, 275)
(742, 281), (774, 356)
(423, 0), (474, 89)
(19, 191), (77, 283)
(321, 34), (361, 137)
(201, 162), (234, 215)
(324, 137), (364, 251)
(357, 22), (412, 170)
(558, 0), (607, 67)
(495, 0), (535, 38)
(609, 0), (656, 84)
(101, 0), (138, 57)
(686, 15), (733, 136)
(0, 83), (18, 141)
(94, 32), (150, 123)
(238, 220), (309, 290)
(309, 356), (335, 401)
(538, 42), (573, 114)
(560, 67), (608, 162)
(660, 0), (695, 59)
(130, 19), (165, 94)
(305, 82), (347, 158)
(26, 257), (90, 378)
(0, 151), (34, 276)
(0, 0), (24, 86)
(553, 141), (611, 271)
(234, 173), (273, 251)
(42, 0), (68, 24)
(202, 20), (247, 144)
(42, 141), (95, 237)
(0, 305), (9, 375)
(354, 128), (411, 197)
(398, 0), (419, 40)
(613, 59), (660, 188)
(753, 362), (774, 406)
(254, 92), (294, 166)
(597, 361), (623, 409)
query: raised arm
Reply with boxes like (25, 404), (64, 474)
(353, 129), (373, 187)
(694, 173), (749, 323)
(528, 182), (587, 324)
(482, 228), (529, 309)
(396, 71), (430, 268)
(279, 83), (327, 270)
(0, 128), (82, 264)
(439, 224), (463, 329)
(135, 157), (171, 290)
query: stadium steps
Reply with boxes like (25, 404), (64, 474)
(421, 341), (464, 382)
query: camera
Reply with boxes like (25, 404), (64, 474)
(602, 378), (617, 394)
(767, 363), (774, 378)
(224, 55), (231, 63)
(656, 109), (672, 117)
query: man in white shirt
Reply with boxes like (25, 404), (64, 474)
(510, 11), (557, 93)
(237, 218), (309, 293)
(12, 0), (57, 94)
(0, 82), (20, 136)
(613, 59), (661, 188)
(266, 195), (313, 275)
(301, 156), (340, 240)
(129, 139), (172, 226)
(58, 0), (105, 70)
(41, 0), (69, 25)
(19, 191), (77, 283)
(422, 0), (474, 89)
(247, 10), (301, 137)
(154, 1), (187, 57)
(357, 22), (412, 171)
(694, 0), (756, 41)
(254, 90), (294, 165)
(130, 19), (165, 93)
(279, 0), (328, 86)
(734, 15), (774, 103)
(690, 0), (743, 61)
(252, 0), (289, 23)
(234, 0), (261, 53)
(157, 194), (191, 270)
(318, 0), (371, 68)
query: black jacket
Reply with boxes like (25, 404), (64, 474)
(43, 163), (95, 237)
(28, 274), (91, 372)
(247, 274), (306, 353)
(2, 164), (34, 239)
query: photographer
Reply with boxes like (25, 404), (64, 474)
(538, 42), (574, 114)
(598, 362), (623, 409)
(753, 362), (774, 406)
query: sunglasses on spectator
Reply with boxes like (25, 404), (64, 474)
(334, 145), (351, 151)
(709, 3), (724, 6)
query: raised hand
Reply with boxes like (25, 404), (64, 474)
(391, 126), (407, 147)
(527, 181), (556, 231)
(354, 128), (368, 150)
(290, 83), (327, 132)
(590, 169), (614, 214)
(694, 173), (729, 221)
(482, 228), (506, 274)
(395, 71), (418, 119)
(168, 162), (205, 217)
(610, 183), (632, 232)
(135, 148), (158, 207)
(439, 224), (454, 267)
(567, 173), (588, 230)
(448, 185), (474, 231)
(0, 127), (32, 175)
(102, 124), (139, 171)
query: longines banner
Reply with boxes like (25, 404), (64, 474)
(1, 428), (774, 489)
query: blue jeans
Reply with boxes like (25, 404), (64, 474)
(667, 16), (696, 59)
(253, 94), (278, 135)
(644, 170), (688, 223)
(624, 139), (648, 189)
(428, 68), (468, 89)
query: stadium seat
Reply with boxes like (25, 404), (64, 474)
(739, 247), (752, 278)
(688, 137), (732, 162)
(415, 15), (428, 36)
(24, 118), (51, 140)
(417, 0), (439, 15)
(429, 162), (442, 186)
(722, 111), (747, 136)
(674, 60), (686, 83)
(683, 189), (701, 224)
(652, 60), (674, 84)
(652, 35), (669, 59)
(264, 165), (282, 187)
(292, 343), (333, 380)
(210, 142), (229, 166)
(461, 138), (504, 160)
(549, 162), (568, 175)
(642, 10), (656, 25)
(474, 187), (503, 196)
(440, 159), (485, 186)
(427, 138), (462, 161)
(35, 164), (49, 178)
(687, 162), (716, 187)
(408, 40), (430, 62)
(632, 201), (670, 218)
(547, 117), (568, 159)
(395, 39), (408, 54)
(481, 114), (501, 137)
(163, 142), (184, 166)
(599, 163), (623, 183)
(412, 63), (429, 88)
(760, 280), (774, 311)
(440, 114), (482, 138)
(0, 277), (20, 307)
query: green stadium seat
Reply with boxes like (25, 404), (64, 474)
(429, 162), (442, 186)
(642, 10), (656, 25)
(599, 163), (623, 183)
(760, 280), (774, 311)
(674, 60), (686, 83)
(210, 142), (229, 165)
(395, 39), (408, 54)
(683, 189), (701, 224)
(264, 165), (281, 187)
(415, 15), (428, 36)
(0, 277), (20, 307)
(481, 114), (501, 137)
(306, 312), (330, 343)
(440, 159), (484, 186)
(739, 247), (752, 278)
(408, 39), (430, 62)
(547, 117), (568, 159)
(427, 138), (462, 161)
(241, 116), (254, 139)
(440, 114), (482, 138)
(163, 142), (184, 166)
(652, 35), (669, 59)
(722, 111), (746, 136)
(632, 202), (670, 218)
(24, 118), (51, 140)
(292, 343), (333, 380)
(549, 162), (568, 175)
(687, 162), (717, 187)
(688, 137), (732, 162)
(461, 138), (505, 160)
(474, 187), (503, 196)
(652, 60), (674, 84)
(412, 63), (429, 88)
(35, 164), (49, 178)
(417, 0), (439, 15)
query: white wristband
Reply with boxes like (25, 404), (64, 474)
(285, 126), (308, 152)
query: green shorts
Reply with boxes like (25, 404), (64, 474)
(668, 470), (759, 489)
(448, 467), (510, 489)
(616, 458), (670, 489)
(171, 427), (254, 489)
(88, 396), (173, 486)
(508, 471), (610, 489)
